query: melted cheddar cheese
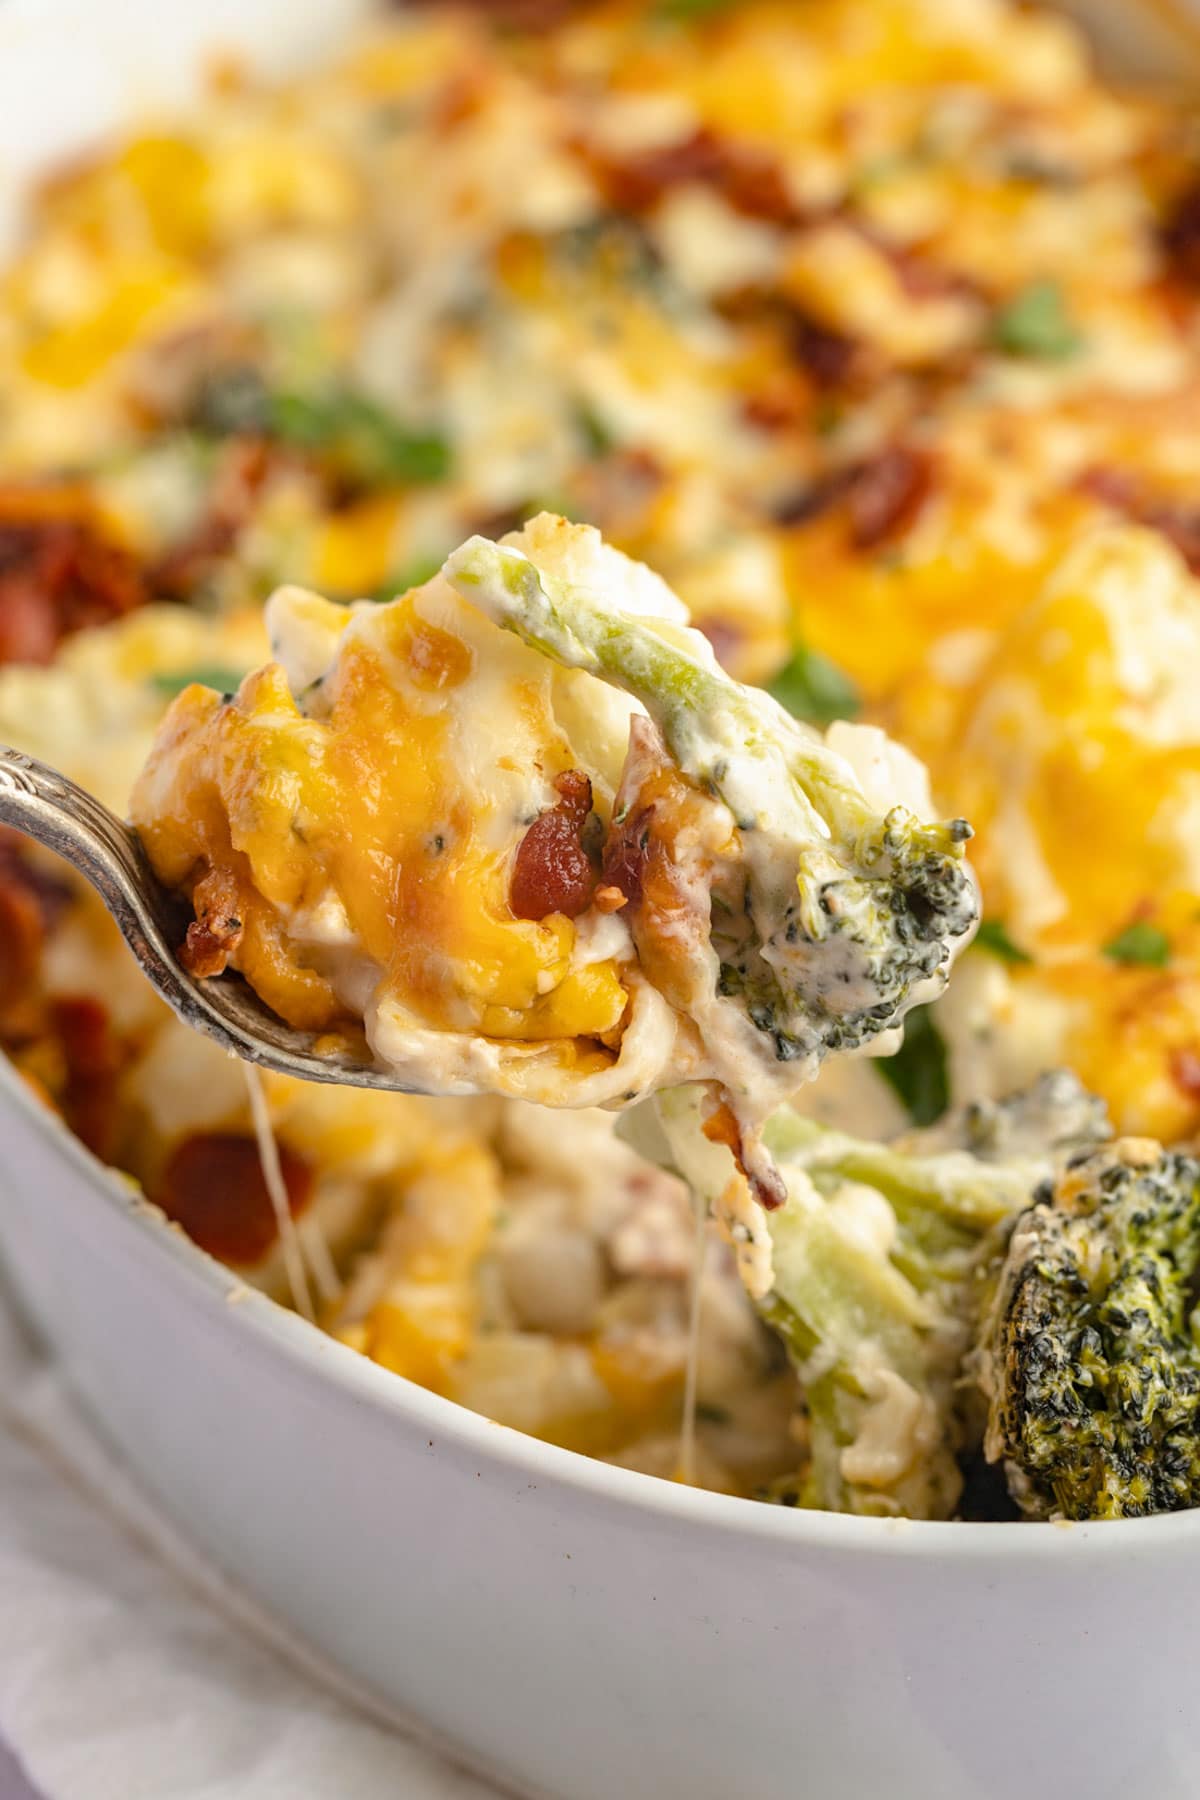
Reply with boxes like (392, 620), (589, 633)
(5, 0), (1200, 1482)
(131, 516), (694, 1107)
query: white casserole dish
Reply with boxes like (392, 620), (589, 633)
(9, 1052), (1200, 1800)
(3, 5), (1200, 1798)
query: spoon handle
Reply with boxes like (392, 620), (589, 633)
(0, 744), (161, 954)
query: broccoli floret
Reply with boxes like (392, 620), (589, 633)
(443, 535), (978, 1073)
(913, 1065), (1111, 1165)
(640, 1073), (1107, 1517)
(976, 1139), (1200, 1520)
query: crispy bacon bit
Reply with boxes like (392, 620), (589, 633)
(181, 867), (246, 978)
(588, 127), (803, 227)
(717, 140), (803, 228)
(0, 831), (71, 1019)
(788, 311), (862, 390)
(601, 804), (655, 912)
(773, 471), (851, 528)
(510, 770), (597, 921)
(182, 920), (237, 979)
(702, 1098), (786, 1211)
(50, 996), (121, 1160)
(1170, 1047), (1200, 1103)
(1079, 466), (1200, 574)
(1077, 466), (1137, 513)
(846, 444), (934, 549)
(0, 870), (48, 1019)
(1161, 177), (1200, 287)
(1148, 505), (1200, 574)
(861, 227), (980, 305)
(774, 444), (933, 548)
(156, 1132), (315, 1266)
(0, 508), (146, 665)
(598, 716), (702, 934)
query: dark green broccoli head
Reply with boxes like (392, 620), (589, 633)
(978, 1140), (1200, 1520)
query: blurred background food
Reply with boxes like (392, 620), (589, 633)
(2, 0), (1200, 1506)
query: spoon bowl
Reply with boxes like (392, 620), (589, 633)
(0, 743), (420, 1093)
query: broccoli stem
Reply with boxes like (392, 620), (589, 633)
(763, 1110), (1033, 1231)
(444, 534), (957, 855)
(647, 1085), (1039, 1518)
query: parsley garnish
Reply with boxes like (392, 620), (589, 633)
(191, 367), (453, 486)
(973, 919), (1032, 965)
(766, 645), (861, 726)
(270, 388), (451, 486)
(573, 398), (616, 459)
(991, 280), (1081, 360)
(876, 1004), (949, 1126)
(656, 0), (735, 18)
(1102, 921), (1170, 968)
(151, 666), (247, 698)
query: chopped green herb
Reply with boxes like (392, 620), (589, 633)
(1102, 920), (1170, 968)
(573, 398), (617, 459)
(332, 393), (451, 485)
(267, 388), (333, 449)
(150, 666), (247, 698)
(766, 645), (861, 726)
(267, 387), (452, 485)
(656, 0), (735, 18)
(973, 919), (1032, 965)
(991, 280), (1081, 360)
(876, 1004), (949, 1127)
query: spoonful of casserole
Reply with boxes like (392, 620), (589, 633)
(0, 514), (977, 1274)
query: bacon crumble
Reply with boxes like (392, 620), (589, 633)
(156, 1131), (315, 1265)
(587, 127), (804, 228)
(0, 830), (72, 1019)
(775, 444), (934, 548)
(1079, 466), (1200, 574)
(702, 1098), (787, 1211)
(180, 867), (247, 978)
(510, 770), (598, 921)
(0, 507), (146, 665)
(1161, 176), (1200, 288)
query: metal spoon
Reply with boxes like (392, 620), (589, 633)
(0, 743), (415, 1091)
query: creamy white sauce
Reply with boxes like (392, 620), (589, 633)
(839, 1352), (939, 1490)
